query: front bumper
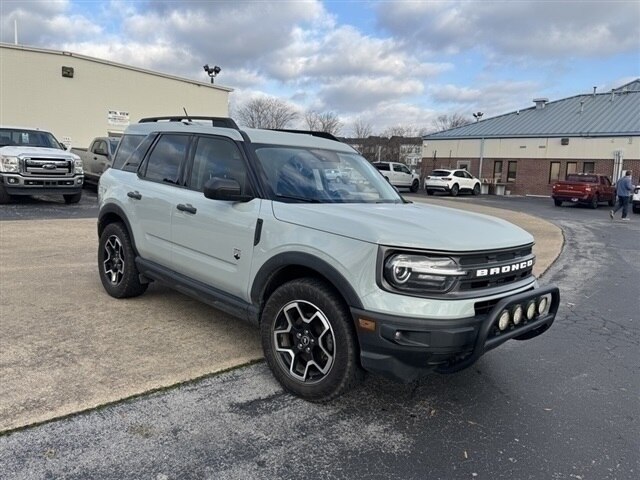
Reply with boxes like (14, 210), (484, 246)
(351, 285), (560, 382)
(1, 174), (84, 195)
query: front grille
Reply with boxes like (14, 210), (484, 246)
(23, 158), (73, 176)
(456, 245), (534, 292)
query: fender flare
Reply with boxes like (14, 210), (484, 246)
(250, 252), (364, 310)
(97, 204), (140, 255)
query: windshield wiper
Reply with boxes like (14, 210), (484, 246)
(275, 194), (321, 203)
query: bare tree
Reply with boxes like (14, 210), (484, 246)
(381, 125), (420, 138)
(235, 97), (299, 129)
(304, 111), (342, 136)
(351, 117), (373, 139)
(432, 113), (470, 132)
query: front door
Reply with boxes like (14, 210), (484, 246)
(170, 135), (259, 301)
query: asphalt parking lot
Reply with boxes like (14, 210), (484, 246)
(1, 190), (638, 479)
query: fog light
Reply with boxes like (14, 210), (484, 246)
(498, 310), (510, 331)
(537, 296), (548, 315)
(8, 177), (17, 184)
(512, 305), (523, 325)
(526, 300), (536, 320)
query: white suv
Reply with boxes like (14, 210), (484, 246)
(97, 116), (559, 401)
(425, 169), (481, 196)
(372, 161), (420, 192)
(633, 186), (640, 214)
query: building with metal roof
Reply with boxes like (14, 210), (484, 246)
(422, 80), (640, 196)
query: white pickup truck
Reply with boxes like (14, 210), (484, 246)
(0, 126), (84, 204)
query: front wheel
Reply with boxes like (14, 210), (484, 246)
(472, 183), (480, 195)
(0, 185), (12, 204)
(98, 222), (148, 298)
(450, 184), (459, 197)
(589, 195), (599, 209)
(410, 179), (419, 193)
(64, 192), (82, 204)
(260, 278), (363, 402)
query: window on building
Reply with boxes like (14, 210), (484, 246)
(507, 161), (517, 182)
(566, 162), (577, 178)
(493, 161), (503, 182)
(583, 162), (595, 174)
(549, 162), (561, 183)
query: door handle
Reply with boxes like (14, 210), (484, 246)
(127, 191), (142, 200)
(177, 203), (197, 214)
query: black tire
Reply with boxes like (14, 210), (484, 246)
(472, 183), (480, 195)
(589, 195), (599, 209)
(98, 222), (148, 298)
(260, 277), (363, 402)
(64, 192), (82, 204)
(450, 184), (459, 197)
(554, 199), (562, 207)
(410, 179), (419, 193)
(0, 185), (12, 204)
(634, 205), (640, 214)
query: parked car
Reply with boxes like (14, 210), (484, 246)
(632, 186), (640, 214)
(425, 169), (481, 196)
(97, 115), (559, 402)
(0, 126), (83, 204)
(372, 161), (420, 192)
(551, 173), (616, 209)
(71, 137), (120, 184)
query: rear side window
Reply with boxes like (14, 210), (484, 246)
(374, 163), (390, 171)
(112, 134), (145, 170)
(141, 134), (190, 185)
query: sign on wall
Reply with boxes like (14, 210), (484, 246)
(107, 110), (130, 126)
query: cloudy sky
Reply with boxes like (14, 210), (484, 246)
(1, 0), (638, 134)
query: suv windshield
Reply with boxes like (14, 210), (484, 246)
(253, 146), (402, 204)
(0, 128), (63, 149)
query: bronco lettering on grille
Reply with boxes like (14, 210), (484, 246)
(475, 259), (534, 278)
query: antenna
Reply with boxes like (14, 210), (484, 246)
(183, 107), (192, 123)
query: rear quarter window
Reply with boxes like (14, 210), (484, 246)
(112, 134), (145, 170)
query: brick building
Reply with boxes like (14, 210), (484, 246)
(422, 80), (640, 196)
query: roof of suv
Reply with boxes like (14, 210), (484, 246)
(123, 117), (356, 153)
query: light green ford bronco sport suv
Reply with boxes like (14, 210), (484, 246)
(97, 116), (559, 401)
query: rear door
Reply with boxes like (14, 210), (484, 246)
(170, 135), (260, 301)
(130, 133), (191, 267)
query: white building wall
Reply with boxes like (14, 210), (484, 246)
(0, 44), (232, 147)
(424, 136), (639, 161)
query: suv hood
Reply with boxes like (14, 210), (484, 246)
(272, 202), (533, 251)
(0, 146), (78, 160)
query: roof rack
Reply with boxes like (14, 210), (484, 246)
(270, 129), (341, 142)
(138, 116), (239, 129)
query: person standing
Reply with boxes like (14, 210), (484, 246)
(610, 170), (635, 221)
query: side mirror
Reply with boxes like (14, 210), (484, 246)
(203, 177), (252, 202)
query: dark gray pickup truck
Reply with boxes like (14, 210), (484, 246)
(71, 137), (120, 184)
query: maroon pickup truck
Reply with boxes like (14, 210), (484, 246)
(551, 173), (616, 209)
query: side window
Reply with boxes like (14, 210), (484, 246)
(493, 160), (503, 182)
(454, 171), (464, 178)
(549, 162), (560, 183)
(112, 134), (145, 170)
(393, 164), (402, 172)
(399, 165), (411, 174)
(375, 163), (390, 171)
(94, 141), (107, 156)
(582, 162), (595, 174)
(189, 136), (249, 193)
(142, 134), (190, 184)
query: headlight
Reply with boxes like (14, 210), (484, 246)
(74, 159), (83, 174)
(0, 156), (19, 173)
(383, 253), (466, 293)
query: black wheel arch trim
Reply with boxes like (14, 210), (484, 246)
(97, 204), (140, 256)
(251, 252), (364, 310)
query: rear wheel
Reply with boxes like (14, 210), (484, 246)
(450, 184), (459, 197)
(589, 195), (599, 209)
(554, 199), (562, 207)
(472, 183), (480, 195)
(98, 222), (148, 298)
(410, 179), (419, 193)
(64, 192), (82, 204)
(261, 278), (363, 402)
